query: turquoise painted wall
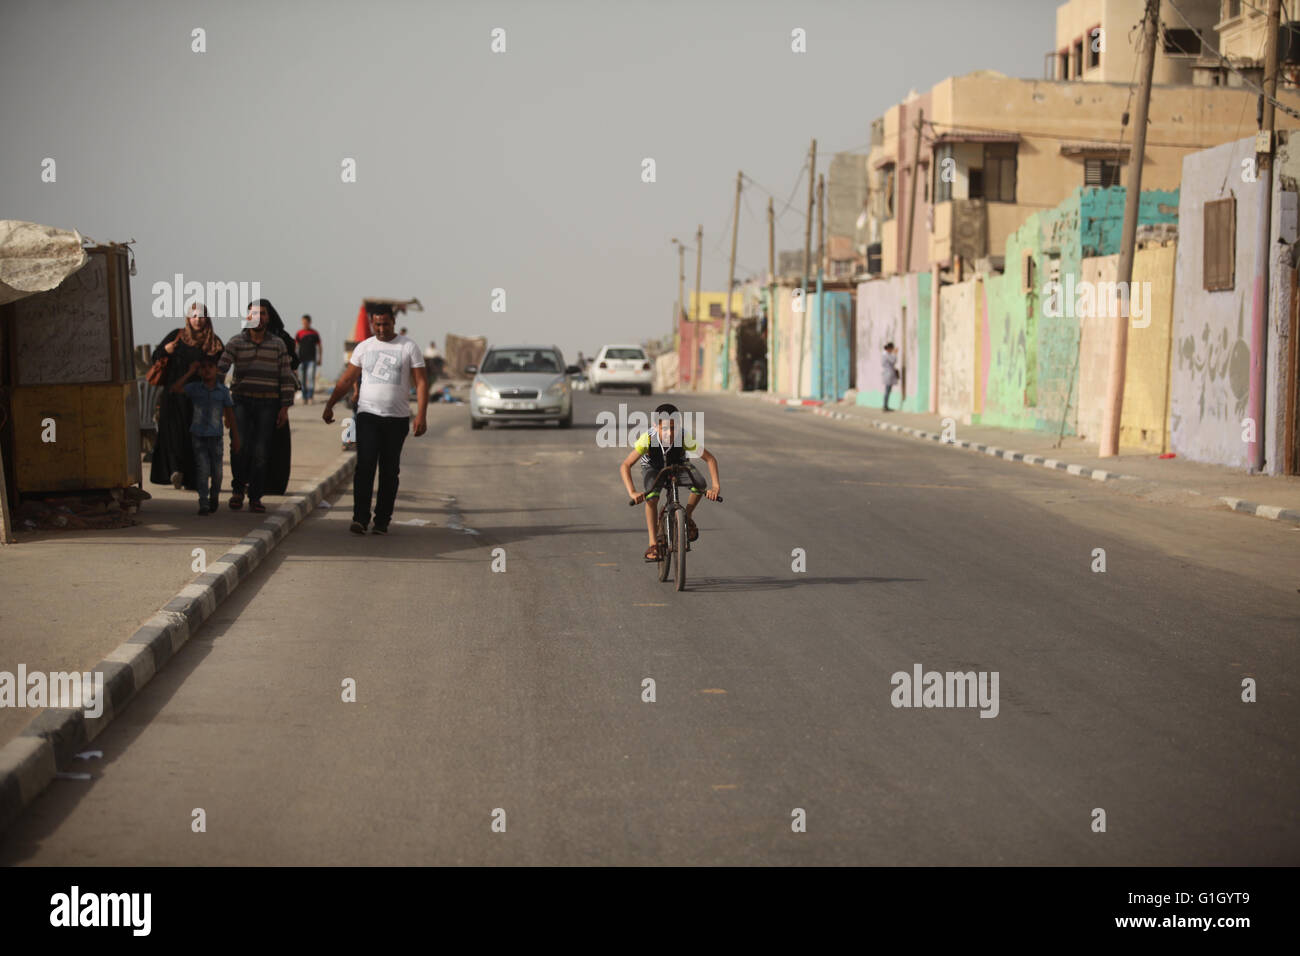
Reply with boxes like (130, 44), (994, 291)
(811, 290), (853, 400)
(973, 186), (1179, 435)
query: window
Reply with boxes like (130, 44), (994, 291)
(933, 145), (953, 202)
(708, 302), (724, 318)
(1088, 27), (1102, 69)
(881, 163), (897, 220)
(982, 143), (1017, 202)
(1058, 48), (1069, 80)
(1225, 1), (1241, 18)
(1204, 198), (1236, 291)
(1163, 28), (1201, 56)
(1073, 38), (1084, 77)
(1085, 158), (1123, 187)
(482, 348), (563, 373)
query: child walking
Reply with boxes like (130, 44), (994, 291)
(171, 357), (240, 515)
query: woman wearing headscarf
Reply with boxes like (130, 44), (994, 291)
(228, 299), (299, 497)
(150, 302), (224, 489)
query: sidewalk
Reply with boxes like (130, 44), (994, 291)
(0, 403), (351, 747)
(741, 392), (1300, 523)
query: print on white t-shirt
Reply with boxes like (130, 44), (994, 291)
(350, 335), (425, 418)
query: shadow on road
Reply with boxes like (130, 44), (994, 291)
(685, 575), (922, 592)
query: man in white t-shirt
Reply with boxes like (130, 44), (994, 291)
(322, 304), (428, 535)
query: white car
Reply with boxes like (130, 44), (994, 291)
(589, 345), (653, 395)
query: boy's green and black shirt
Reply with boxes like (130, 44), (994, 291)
(634, 430), (700, 471)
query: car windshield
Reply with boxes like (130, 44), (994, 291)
(482, 349), (562, 374)
(605, 348), (645, 360)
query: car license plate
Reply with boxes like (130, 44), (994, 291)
(504, 401), (535, 410)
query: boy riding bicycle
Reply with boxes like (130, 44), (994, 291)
(619, 403), (721, 561)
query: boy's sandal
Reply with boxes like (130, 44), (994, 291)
(687, 518), (699, 541)
(644, 544), (660, 561)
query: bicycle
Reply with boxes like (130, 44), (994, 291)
(629, 463), (722, 592)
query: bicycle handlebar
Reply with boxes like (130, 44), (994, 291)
(628, 495), (723, 505)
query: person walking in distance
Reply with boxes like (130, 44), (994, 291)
(882, 341), (900, 412)
(296, 314), (322, 404)
(322, 304), (429, 535)
(218, 301), (296, 513)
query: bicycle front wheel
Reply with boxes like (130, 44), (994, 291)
(674, 507), (687, 591)
(657, 510), (671, 582)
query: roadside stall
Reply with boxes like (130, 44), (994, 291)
(0, 221), (142, 540)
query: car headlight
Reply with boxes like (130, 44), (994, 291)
(545, 377), (568, 396)
(474, 381), (498, 399)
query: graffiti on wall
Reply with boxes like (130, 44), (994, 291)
(1174, 304), (1251, 429)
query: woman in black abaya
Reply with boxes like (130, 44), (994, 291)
(150, 303), (224, 488)
(260, 300), (299, 495)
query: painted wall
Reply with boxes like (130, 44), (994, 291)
(1170, 137), (1259, 468)
(1075, 254), (1115, 442)
(1171, 134), (1300, 471)
(769, 286), (813, 399)
(938, 186), (1178, 438)
(938, 280), (975, 422)
(811, 290), (853, 401)
(1125, 243), (1177, 452)
(854, 273), (930, 411)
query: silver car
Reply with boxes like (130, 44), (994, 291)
(467, 345), (578, 429)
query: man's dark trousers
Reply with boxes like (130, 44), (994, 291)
(353, 411), (409, 526)
(231, 397), (280, 500)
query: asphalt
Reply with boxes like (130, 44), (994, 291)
(2, 391), (1297, 865)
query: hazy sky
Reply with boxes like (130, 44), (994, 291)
(1, 0), (1054, 365)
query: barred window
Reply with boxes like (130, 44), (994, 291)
(1203, 198), (1236, 292)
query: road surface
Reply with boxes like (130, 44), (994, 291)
(3, 392), (1297, 865)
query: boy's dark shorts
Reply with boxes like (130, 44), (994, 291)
(641, 461), (708, 499)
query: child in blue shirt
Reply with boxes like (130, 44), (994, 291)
(171, 357), (240, 515)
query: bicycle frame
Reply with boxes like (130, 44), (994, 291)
(629, 463), (721, 591)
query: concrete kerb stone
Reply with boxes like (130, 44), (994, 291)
(0, 451), (358, 835)
(1220, 496), (1300, 523)
(793, 402), (1297, 525)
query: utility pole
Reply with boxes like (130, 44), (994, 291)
(903, 108), (925, 275)
(1249, 0), (1282, 473)
(671, 238), (686, 351)
(798, 138), (817, 398)
(768, 197), (776, 393)
(724, 171), (742, 391)
(816, 173), (826, 399)
(1099, 0), (1157, 458)
(693, 224), (703, 390)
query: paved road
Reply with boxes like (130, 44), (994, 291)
(4, 392), (1297, 864)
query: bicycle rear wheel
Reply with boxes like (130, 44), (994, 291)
(674, 507), (687, 591)
(657, 509), (671, 582)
